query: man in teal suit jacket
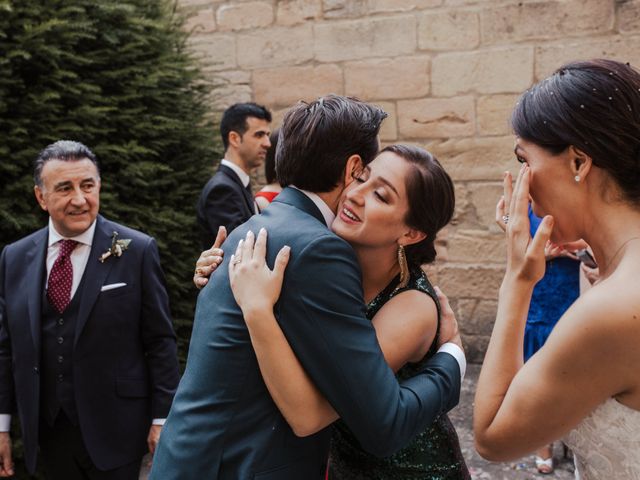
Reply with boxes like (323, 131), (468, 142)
(151, 96), (465, 479)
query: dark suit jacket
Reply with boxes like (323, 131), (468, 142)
(0, 215), (180, 473)
(197, 163), (255, 249)
(151, 188), (461, 480)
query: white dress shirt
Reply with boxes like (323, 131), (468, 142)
(292, 187), (466, 381)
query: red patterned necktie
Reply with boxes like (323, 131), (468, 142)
(47, 239), (78, 313)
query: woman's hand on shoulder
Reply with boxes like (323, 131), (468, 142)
(228, 228), (291, 319)
(193, 226), (226, 289)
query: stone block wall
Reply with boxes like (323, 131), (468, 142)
(181, 0), (640, 362)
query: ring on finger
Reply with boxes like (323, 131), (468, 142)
(502, 214), (509, 225)
(232, 257), (242, 265)
(195, 267), (204, 276)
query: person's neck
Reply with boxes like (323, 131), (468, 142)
(580, 201), (640, 279)
(355, 246), (401, 304)
(316, 190), (342, 216)
(224, 151), (250, 175)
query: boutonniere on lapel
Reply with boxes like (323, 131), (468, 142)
(99, 231), (132, 263)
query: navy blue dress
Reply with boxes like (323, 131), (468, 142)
(523, 206), (580, 361)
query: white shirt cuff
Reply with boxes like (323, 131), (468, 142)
(437, 342), (466, 381)
(152, 418), (166, 426)
(0, 414), (11, 432)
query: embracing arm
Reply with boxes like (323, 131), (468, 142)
(240, 277), (438, 436)
(230, 230), (459, 455)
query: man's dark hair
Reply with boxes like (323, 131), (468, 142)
(512, 58), (640, 204)
(34, 140), (100, 187)
(276, 95), (387, 192)
(264, 129), (279, 184)
(220, 102), (272, 150)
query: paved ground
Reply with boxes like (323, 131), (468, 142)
(449, 364), (574, 480)
(141, 364), (576, 479)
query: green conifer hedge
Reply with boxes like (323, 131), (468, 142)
(0, 1), (219, 476)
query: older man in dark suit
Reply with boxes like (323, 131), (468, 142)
(0, 141), (180, 479)
(196, 102), (272, 250)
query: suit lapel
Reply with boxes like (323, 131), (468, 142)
(220, 165), (255, 214)
(26, 229), (48, 353)
(74, 215), (116, 347)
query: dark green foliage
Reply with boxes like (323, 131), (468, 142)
(0, 1), (219, 476)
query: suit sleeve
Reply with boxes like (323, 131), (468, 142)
(0, 248), (15, 416)
(277, 235), (461, 457)
(200, 183), (250, 240)
(139, 238), (180, 419)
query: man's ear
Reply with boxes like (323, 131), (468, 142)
(569, 145), (592, 181)
(400, 228), (427, 247)
(343, 154), (363, 187)
(34, 185), (47, 211)
(228, 131), (242, 148)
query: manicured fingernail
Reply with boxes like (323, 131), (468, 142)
(260, 227), (266, 234)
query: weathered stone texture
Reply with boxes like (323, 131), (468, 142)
(237, 25), (314, 68)
(462, 334), (490, 364)
(184, 7), (217, 33)
(276, 0), (322, 26)
(432, 47), (533, 96)
(435, 264), (504, 299)
(481, 0), (614, 45)
(447, 229), (506, 264)
(398, 96), (475, 138)
(467, 182), (504, 229)
(253, 64), (343, 107)
(370, 0), (443, 13)
(217, 2), (274, 31)
(423, 136), (518, 182)
(322, 0), (369, 18)
(314, 16), (417, 62)
(477, 94), (518, 136)
(376, 101), (398, 142)
(418, 10), (480, 51)
(535, 36), (640, 79)
(344, 56), (430, 101)
(209, 70), (252, 110)
(188, 34), (236, 71)
(454, 298), (498, 336)
(618, 0), (640, 33)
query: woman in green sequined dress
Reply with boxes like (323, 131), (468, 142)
(228, 145), (470, 479)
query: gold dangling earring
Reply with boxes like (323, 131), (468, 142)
(397, 244), (409, 290)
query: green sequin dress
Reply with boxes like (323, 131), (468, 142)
(328, 266), (470, 480)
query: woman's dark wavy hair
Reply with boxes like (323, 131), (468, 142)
(382, 145), (455, 266)
(511, 59), (640, 204)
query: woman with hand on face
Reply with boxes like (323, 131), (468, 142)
(197, 145), (470, 479)
(475, 59), (640, 479)
(496, 204), (584, 473)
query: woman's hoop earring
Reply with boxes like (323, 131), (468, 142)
(397, 245), (409, 290)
